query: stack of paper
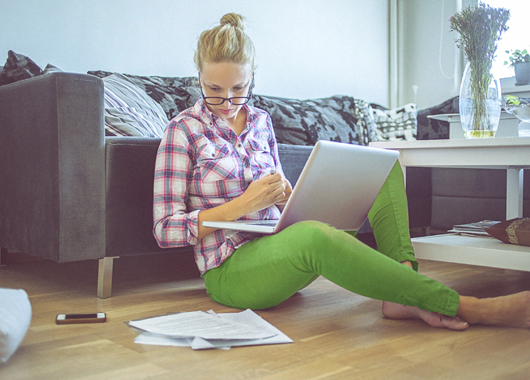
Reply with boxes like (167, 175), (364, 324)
(448, 220), (500, 236)
(127, 309), (292, 350)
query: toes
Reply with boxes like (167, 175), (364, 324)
(382, 303), (470, 331)
(440, 315), (469, 331)
(418, 310), (469, 331)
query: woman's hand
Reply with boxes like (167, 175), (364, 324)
(197, 173), (287, 240)
(274, 177), (292, 210)
(239, 173), (287, 214)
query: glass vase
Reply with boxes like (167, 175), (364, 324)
(503, 102), (530, 137)
(459, 61), (502, 138)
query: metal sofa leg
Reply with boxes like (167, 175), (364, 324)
(97, 257), (118, 298)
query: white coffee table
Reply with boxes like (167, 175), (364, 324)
(369, 138), (530, 272)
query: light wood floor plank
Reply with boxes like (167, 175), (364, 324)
(1, 251), (529, 379)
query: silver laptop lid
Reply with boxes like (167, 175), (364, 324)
(275, 140), (399, 232)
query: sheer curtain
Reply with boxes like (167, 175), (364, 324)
(484, 0), (530, 79)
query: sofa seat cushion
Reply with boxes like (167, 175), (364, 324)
(277, 143), (313, 185)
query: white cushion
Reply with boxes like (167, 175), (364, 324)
(0, 288), (32, 363)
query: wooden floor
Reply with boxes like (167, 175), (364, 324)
(1, 251), (530, 380)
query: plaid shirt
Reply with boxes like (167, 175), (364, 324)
(153, 99), (285, 274)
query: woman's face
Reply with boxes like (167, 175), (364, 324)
(199, 61), (253, 125)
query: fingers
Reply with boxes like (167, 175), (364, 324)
(259, 173), (284, 192)
(282, 178), (292, 195)
(265, 173), (292, 205)
(241, 172), (289, 214)
(269, 178), (287, 200)
(265, 172), (283, 183)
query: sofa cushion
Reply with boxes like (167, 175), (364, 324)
(42, 64), (63, 74)
(372, 103), (417, 141)
(353, 99), (379, 145)
(0, 50), (43, 86)
(0, 53), (170, 138)
(250, 95), (373, 146)
(89, 70), (201, 120)
(88, 71), (379, 146)
(0, 288), (32, 363)
(277, 143), (313, 185)
(102, 74), (169, 137)
(0, 51), (63, 88)
(417, 96), (459, 140)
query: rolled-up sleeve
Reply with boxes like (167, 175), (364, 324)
(267, 115), (285, 179)
(153, 121), (199, 247)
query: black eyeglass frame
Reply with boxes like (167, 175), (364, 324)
(199, 73), (255, 106)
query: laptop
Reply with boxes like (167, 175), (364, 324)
(202, 140), (399, 234)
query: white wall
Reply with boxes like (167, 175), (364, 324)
(398, 0), (457, 109)
(0, 0), (390, 105)
(397, 0), (476, 109)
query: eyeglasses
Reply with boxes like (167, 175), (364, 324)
(199, 73), (254, 106)
(202, 94), (252, 106)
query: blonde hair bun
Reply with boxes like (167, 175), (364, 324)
(194, 13), (256, 72)
(220, 13), (245, 30)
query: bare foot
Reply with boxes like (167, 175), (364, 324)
(382, 301), (469, 331)
(382, 262), (469, 330)
(458, 291), (530, 328)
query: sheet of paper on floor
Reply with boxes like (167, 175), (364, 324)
(129, 309), (293, 350)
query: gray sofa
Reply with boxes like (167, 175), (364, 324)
(0, 72), (326, 297)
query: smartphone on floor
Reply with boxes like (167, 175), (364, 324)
(55, 312), (107, 324)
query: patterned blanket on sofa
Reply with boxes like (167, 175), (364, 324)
(0, 50), (418, 146)
(88, 70), (382, 146)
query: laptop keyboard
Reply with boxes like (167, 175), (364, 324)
(248, 221), (278, 226)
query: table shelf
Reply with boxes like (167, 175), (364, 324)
(369, 139), (530, 272)
(412, 234), (530, 272)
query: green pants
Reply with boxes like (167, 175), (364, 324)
(203, 163), (460, 316)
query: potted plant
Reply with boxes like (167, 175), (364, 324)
(504, 49), (530, 86)
(449, 3), (510, 138)
(503, 95), (530, 136)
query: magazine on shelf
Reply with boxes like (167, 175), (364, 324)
(448, 220), (501, 236)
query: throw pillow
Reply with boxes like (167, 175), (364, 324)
(102, 74), (169, 137)
(485, 218), (530, 247)
(0, 50), (43, 86)
(354, 99), (379, 145)
(42, 63), (63, 74)
(88, 71), (379, 146)
(0, 51), (64, 88)
(0, 288), (32, 363)
(372, 103), (417, 141)
(88, 70), (377, 145)
(416, 96), (459, 140)
(250, 95), (365, 146)
(89, 70), (200, 120)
